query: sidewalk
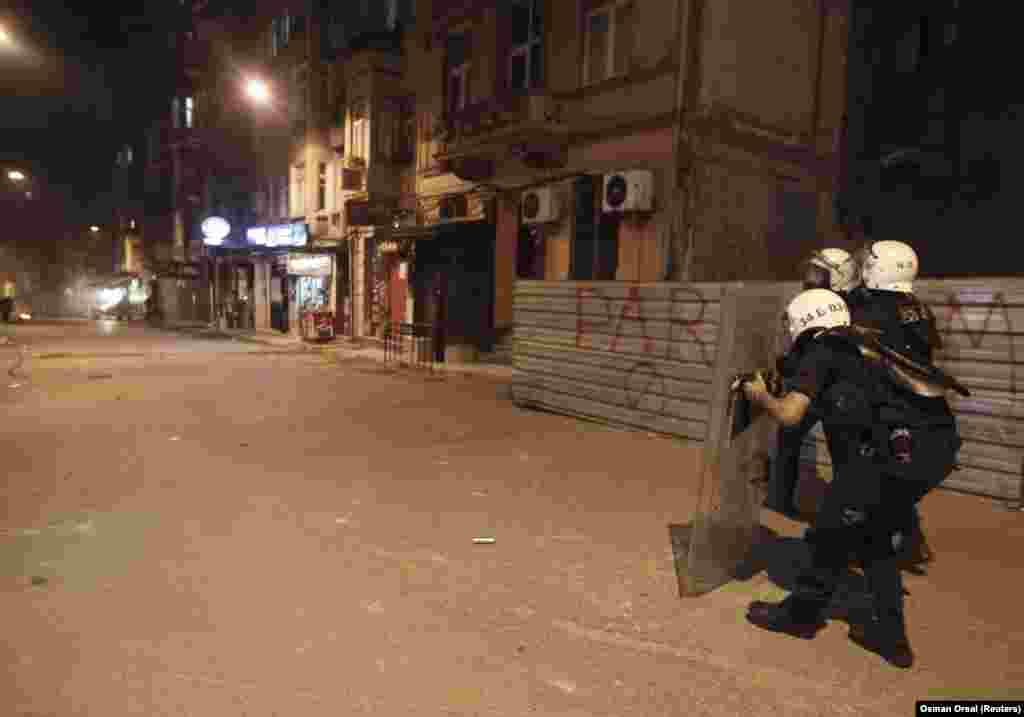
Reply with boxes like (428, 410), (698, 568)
(163, 322), (518, 382)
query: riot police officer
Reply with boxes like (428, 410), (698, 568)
(741, 289), (961, 668)
(767, 248), (859, 517)
(850, 240), (944, 565)
(771, 241), (941, 568)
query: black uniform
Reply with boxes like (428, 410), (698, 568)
(749, 330), (961, 667)
(767, 288), (943, 527)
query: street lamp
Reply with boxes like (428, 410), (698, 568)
(90, 225), (100, 233)
(0, 25), (11, 46)
(245, 77), (271, 105)
(6, 169), (26, 182)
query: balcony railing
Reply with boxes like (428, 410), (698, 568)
(441, 92), (564, 147)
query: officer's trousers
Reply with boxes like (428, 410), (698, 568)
(767, 411), (819, 513)
(793, 426), (960, 627)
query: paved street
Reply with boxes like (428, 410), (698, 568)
(2, 320), (1022, 716)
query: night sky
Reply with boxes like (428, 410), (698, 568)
(1, 1), (181, 212)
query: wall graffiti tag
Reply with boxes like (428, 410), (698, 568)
(513, 278), (1024, 502)
(573, 285), (716, 413)
(938, 290), (1020, 448)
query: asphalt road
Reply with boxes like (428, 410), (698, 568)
(1, 320), (1021, 715)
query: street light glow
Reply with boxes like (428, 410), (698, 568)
(0, 25), (11, 45)
(90, 225), (100, 233)
(7, 170), (26, 182)
(245, 78), (270, 104)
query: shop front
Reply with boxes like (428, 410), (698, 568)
(285, 252), (335, 341)
(409, 191), (497, 362)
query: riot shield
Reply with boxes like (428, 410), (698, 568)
(681, 284), (793, 596)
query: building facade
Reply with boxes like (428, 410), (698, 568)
(141, 0), (851, 356)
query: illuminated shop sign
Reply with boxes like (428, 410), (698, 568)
(246, 222), (308, 247)
(287, 255), (332, 275)
(201, 216), (231, 245)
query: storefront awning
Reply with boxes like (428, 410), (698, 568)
(390, 225), (436, 241)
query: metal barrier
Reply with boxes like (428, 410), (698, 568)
(384, 322), (441, 372)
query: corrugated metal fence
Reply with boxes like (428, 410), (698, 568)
(511, 279), (1024, 503)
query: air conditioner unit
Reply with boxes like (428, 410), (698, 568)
(520, 187), (561, 224)
(603, 170), (655, 213)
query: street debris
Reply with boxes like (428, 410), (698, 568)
(472, 537), (496, 544)
(471, 491), (488, 498)
(30, 576), (49, 587)
(8, 383), (22, 388)
(169, 436), (181, 441)
(87, 372), (113, 380)
(335, 514), (352, 525)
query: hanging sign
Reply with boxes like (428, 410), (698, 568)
(201, 216), (231, 245)
(287, 254), (332, 276)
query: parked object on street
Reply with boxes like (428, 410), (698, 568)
(472, 537), (496, 544)
(301, 309), (336, 342)
(1, 296), (33, 322)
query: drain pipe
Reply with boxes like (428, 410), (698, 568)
(671, 0), (705, 282)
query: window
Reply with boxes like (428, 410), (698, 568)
(446, 33), (471, 115)
(352, 114), (368, 161)
(171, 97), (194, 129)
(318, 162), (327, 211)
(271, 12), (291, 57)
(583, 1), (634, 85)
(570, 175), (618, 280)
(292, 166), (305, 217)
(376, 107), (394, 161)
(508, 0), (544, 92)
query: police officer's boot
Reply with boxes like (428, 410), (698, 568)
(850, 558), (914, 668)
(746, 594), (828, 639)
(747, 558), (834, 639)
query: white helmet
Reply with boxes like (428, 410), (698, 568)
(860, 240), (918, 293)
(803, 247), (860, 293)
(785, 288), (851, 340)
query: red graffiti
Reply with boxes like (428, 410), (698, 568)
(575, 287), (611, 349)
(574, 285), (714, 368)
(610, 287), (655, 354)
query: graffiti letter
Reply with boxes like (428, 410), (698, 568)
(668, 286), (714, 367)
(611, 287), (654, 354)
(625, 361), (666, 412)
(576, 287), (612, 350)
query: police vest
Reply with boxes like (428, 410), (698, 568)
(811, 332), (955, 454)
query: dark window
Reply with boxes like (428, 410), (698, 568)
(446, 33), (470, 115)
(517, 226), (546, 279)
(506, 0), (544, 93)
(318, 162), (327, 211)
(571, 175), (618, 280)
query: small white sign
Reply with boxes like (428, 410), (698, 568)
(287, 255), (332, 276)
